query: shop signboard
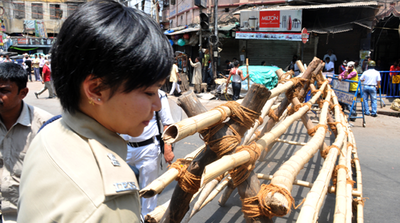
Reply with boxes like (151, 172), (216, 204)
(178, 1), (191, 13)
(35, 20), (48, 38)
(240, 9), (302, 32)
(235, 31), (302, 41)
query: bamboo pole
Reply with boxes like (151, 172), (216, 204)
(246, 58), (250, 90)
(296, 88), (347, 223)
(201, 81), (328, 187)
(346, 134), (353, 223)
(189, 178), (221, 219)
(199, 176), (231, 210)
(218, 180), (235, 206)
(333, 137), (348, 223)
(140, 145), (205, 198)
(145, 200), (170, 223)
(242, 70), (292, 146)
(351, 132), (364, 223)
(263, 90), (332, 216)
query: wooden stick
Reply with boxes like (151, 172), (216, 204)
(145, 200), (170, 223)
(199, 176), (231, 210)
(351, 132), (364, 223)
(333, 137), (348, 223)
(161, 84), (271, 223)
(218, 180), (235, 207)
(189, 178), (221, 219)
(274, 138), (307, 146)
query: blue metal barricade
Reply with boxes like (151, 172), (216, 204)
(379, 71), (400, 99)
(330, 75), (366, 127)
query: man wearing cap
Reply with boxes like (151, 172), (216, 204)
(360, 60), (381, 117)
(339, 61), (359, 119)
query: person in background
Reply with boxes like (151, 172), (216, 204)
(34, 60), (55, 99)
(323, 49), (337, 67)
(389, 60), (400, 96)
(38, 55), (45, 75)
(189, 57), (202, 93)
(121, 89), (175, 217)
(202, 49), (210, 83)
(288, 55), (300, 76)
(0, 62), (52, 222)
(17, 1), (173, 222)
(0, 55), (3, 63)
(360, 60), (381, 117)
(225, 60), (233, 76)
(169, 60), (181, 96)
(225, 61), (248, 100)
(339, 60), (347, 74)
(324, 57), (334, 74)
(355, 60), (363, 75)
(3, 55), (12, 63)
(339, 61), (359, 120)
(261, 61), (266, 66)
(24, 55), (32, 82)
(32, 55), (41, 81)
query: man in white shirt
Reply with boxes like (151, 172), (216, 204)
(323, 49), (337, 64)
(120, 90), (175, 217)
(324, 57), (334, 74)
(360, 60), (381, 117)
(0, 62), (52, 222)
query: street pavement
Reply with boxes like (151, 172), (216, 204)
(24, 81), (400, 222)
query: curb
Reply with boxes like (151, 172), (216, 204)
(377, 110), (400, 117)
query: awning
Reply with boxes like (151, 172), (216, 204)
(165, 27), (200, 35)
(308, 24), (353, 34)
(234, 1), (379, 15)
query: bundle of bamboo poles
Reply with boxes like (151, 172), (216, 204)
(138, 57), (363, 223)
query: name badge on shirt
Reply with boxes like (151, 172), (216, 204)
(114, 182), (138, 193)
(107, 153), (120, 166)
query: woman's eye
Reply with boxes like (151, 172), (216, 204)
(145, 92), (155, 96)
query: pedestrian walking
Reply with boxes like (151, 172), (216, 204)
(169, 60), (181, 95)
(225, 61), (248, 100)
(35, 60), (55, 99)
(32, 55), (41, 81)
(360, 60), (381, 117)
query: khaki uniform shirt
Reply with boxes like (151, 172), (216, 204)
(18, 111), (141, 223)
(0, 102), (52, 221)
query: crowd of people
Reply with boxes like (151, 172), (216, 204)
(0, 1), (178, 222)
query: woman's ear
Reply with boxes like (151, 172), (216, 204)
(82, 75), (105, 105)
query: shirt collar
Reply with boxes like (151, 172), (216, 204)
(61, 111), (127, 159)
(15, 101), (32, 127)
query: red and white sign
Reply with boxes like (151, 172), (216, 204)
(259, 11), (280, 28)
(301, 28), (308, 44)
(240, 9), (302, 32)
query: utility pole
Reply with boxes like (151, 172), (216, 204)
(212, 0), (218, 80)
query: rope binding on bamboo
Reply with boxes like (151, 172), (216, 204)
(288, 102), (312, 116)
(320, 144), (340, 159)
(307, 123), (329, 137)
(199, 101), (260, 158)
(241, 184), (294, 218)
(332, 164), (349, 187)
(268, 109), (280, 122)
(229, 142), (261, 188)
(169, 158), (201, 194)
(327, 122), (339, 136)
(286, 77), (310, 102)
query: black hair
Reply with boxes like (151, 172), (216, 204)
(234, 61), (239, 67)
(51, 0), (173, 113)
(261, 61), (266, 65)
(325, 57), (330, 61)
(225, 60), (230, 64)
(0, 62), (28, 92)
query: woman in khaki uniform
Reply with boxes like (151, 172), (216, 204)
(17, 1), (173, 222)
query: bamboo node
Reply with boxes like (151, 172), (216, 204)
(230, 142), (261, 188)
(241, 184), (294, 218)
(268, 109), (280, 122)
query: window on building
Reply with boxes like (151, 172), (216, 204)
(171, 0), (175, 5)
(50, 4), (61, 20)
(68, 3), (82, 17)
(13, 3), (25, 19)
(32, 3), (43, 19)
